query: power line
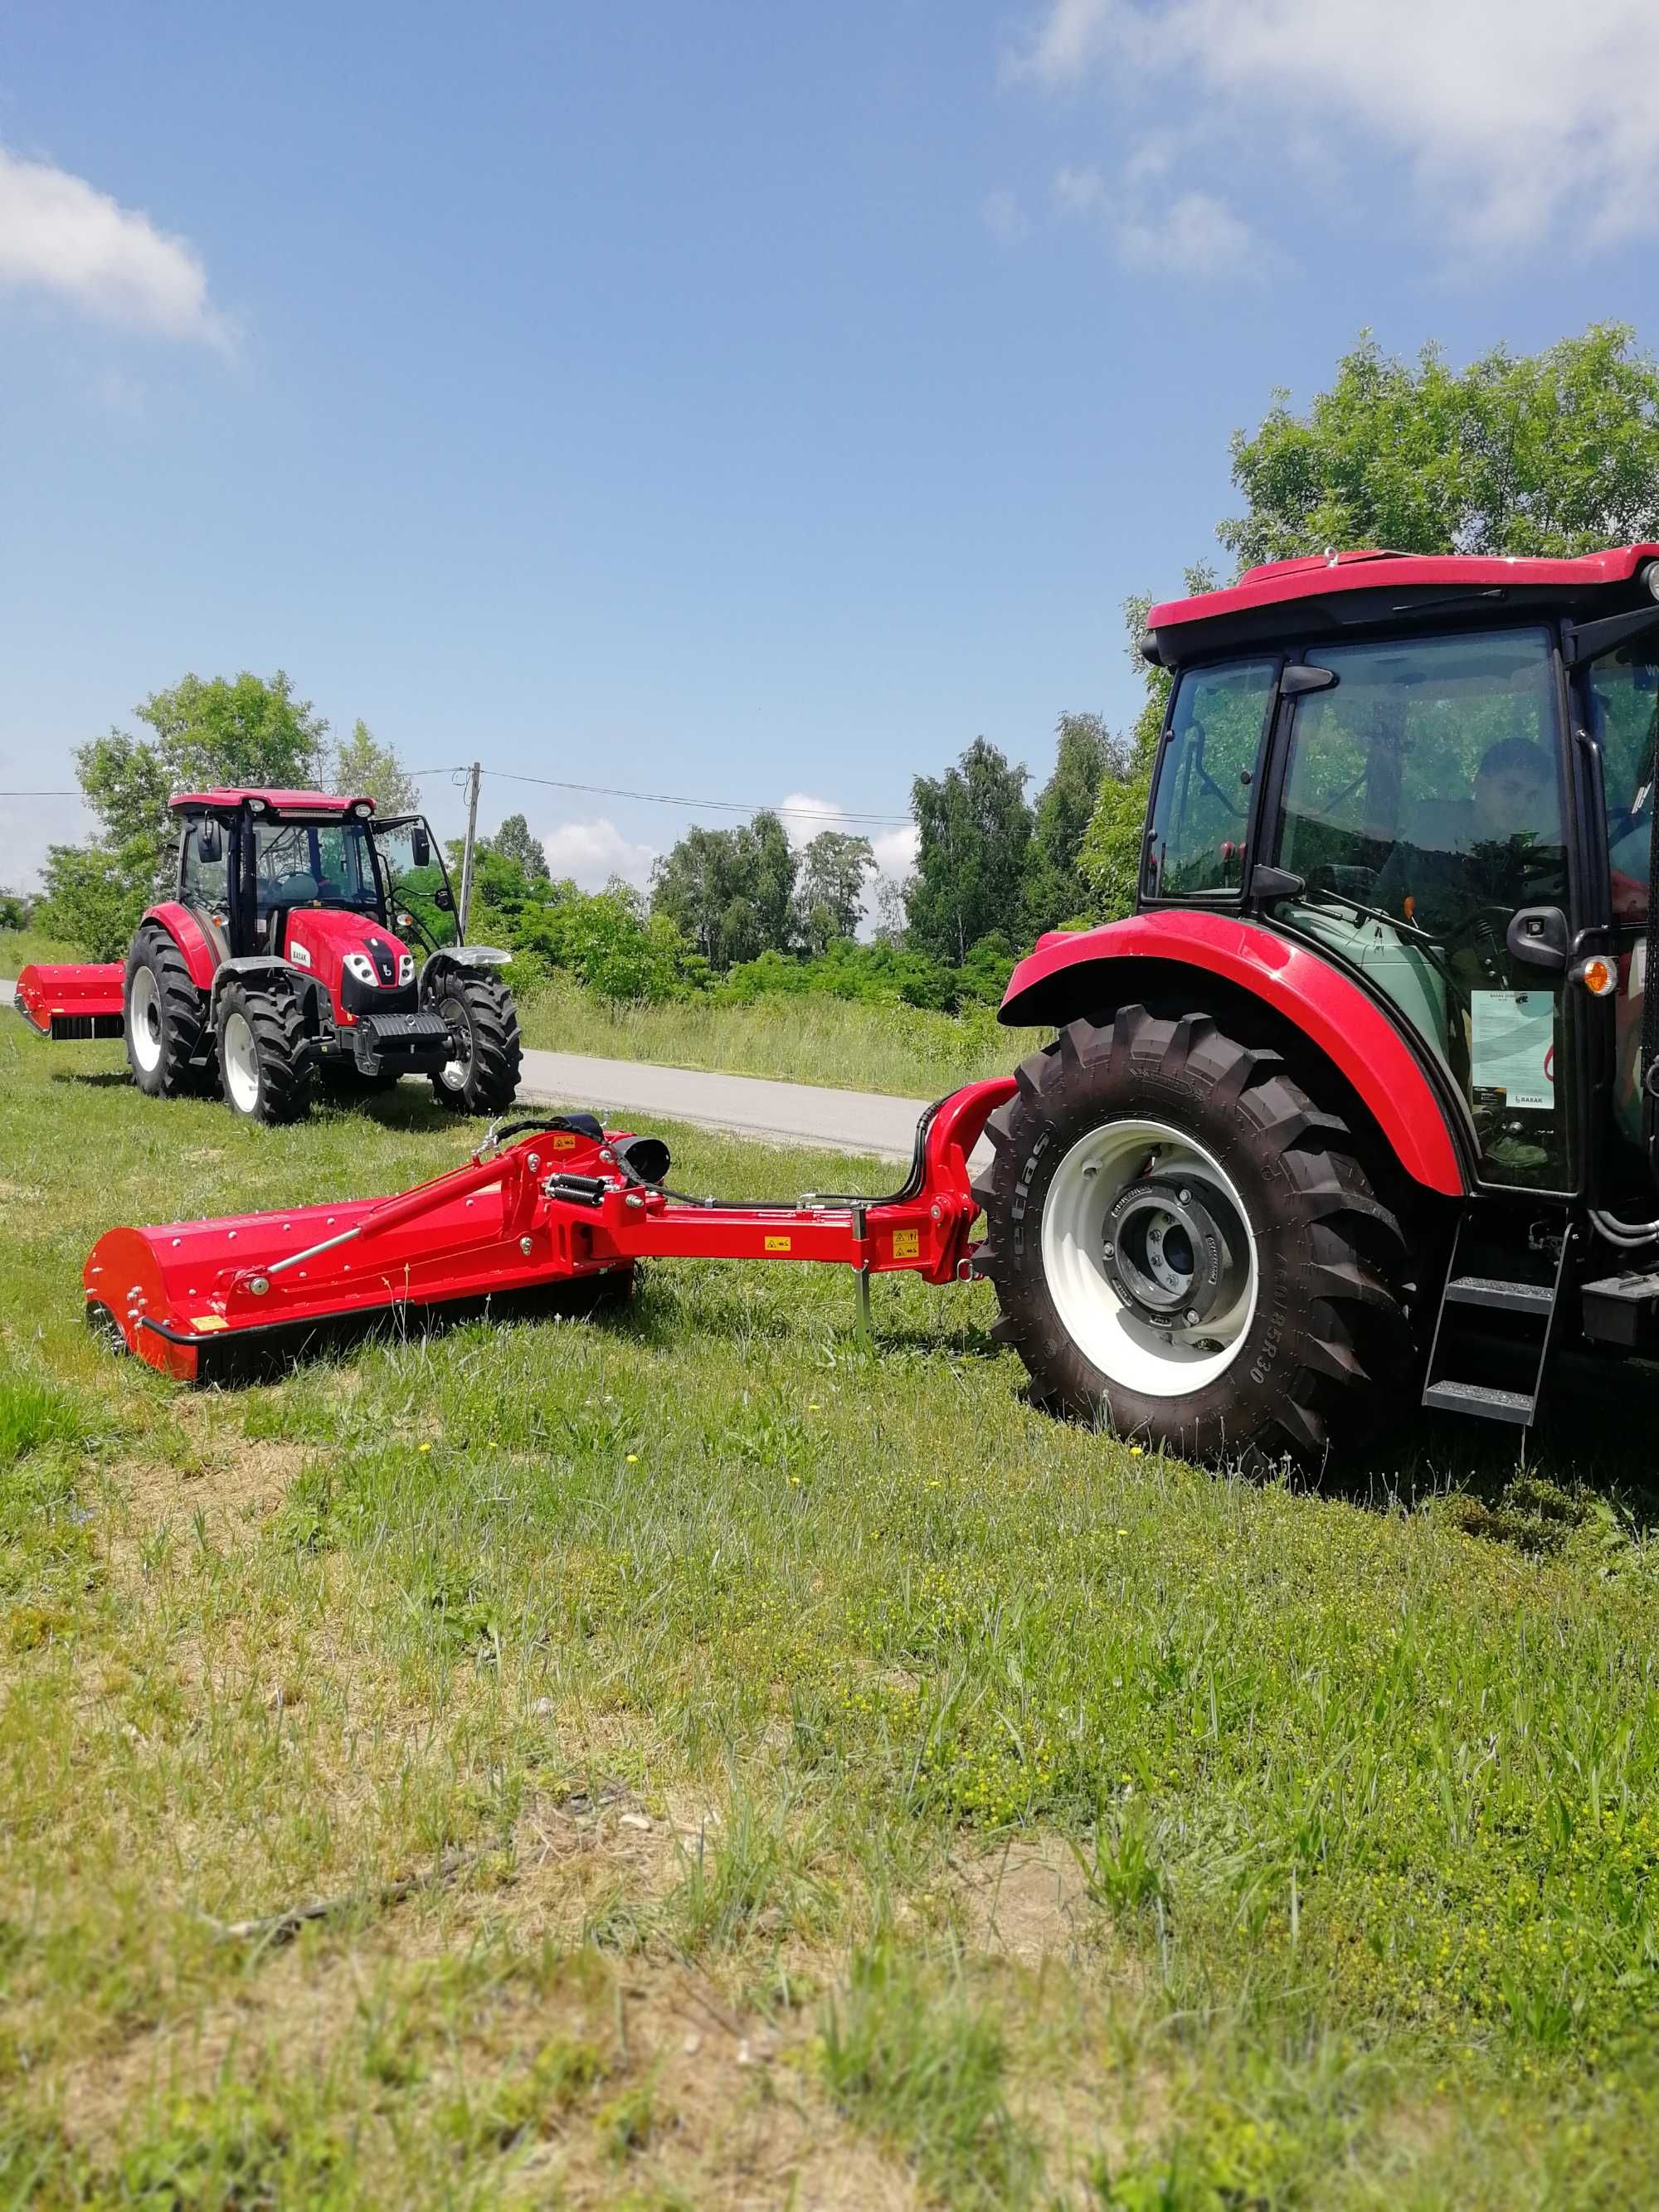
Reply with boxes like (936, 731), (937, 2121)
(435, 765), (910, 828)
(0, 789), (83, 797)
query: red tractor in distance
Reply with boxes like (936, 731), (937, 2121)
(14, 789), (523, 1125)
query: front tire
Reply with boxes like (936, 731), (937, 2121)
(216, 983), (314, 1125)
(427, 975), (522, 1116)
(975, 1006), (1412, 1468)
(124, 926), (210, 1098)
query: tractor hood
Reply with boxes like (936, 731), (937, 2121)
(282, 907), (416, 1018)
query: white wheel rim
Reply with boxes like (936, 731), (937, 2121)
(440, 998), (470, 1089)
(222, 1011), (261, 1112)
(1039, 1117), (1258, 1399)
(129, 967), (163, 1073)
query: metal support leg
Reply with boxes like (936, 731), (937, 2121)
(852, 1203), (871, 1342)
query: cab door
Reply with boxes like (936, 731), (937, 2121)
(1270, 626), (1579, 1194)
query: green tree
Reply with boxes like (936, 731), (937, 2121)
(904, 737), (1031, 965)
(650, 811), (799, 970)
(795, 829), (874, 954)
(516, 881), (698, 1004)
(40, 670), (329, 956)
(1078, 577), (1214, 924)
(1223, 322), (1659, 566)
(489, 812), (550, 881)
(333, 718), (421, 814)
(1022, 712), (1120, 938)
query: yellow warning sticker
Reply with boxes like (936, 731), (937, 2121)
(192, 1315), (228, 1332)
(552, 1131), (579, 1151)
(891, 1228), (920, 1259)
(764, 1234), (792, 1252)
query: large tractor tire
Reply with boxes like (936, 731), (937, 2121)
(428, 974), (522, 1116)
(124, 926), (212, 1098)
(975, 1006), (1412, 1470)
(216, 982), (315, 1125)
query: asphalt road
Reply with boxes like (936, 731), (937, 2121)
(6, 981), (991, 1167)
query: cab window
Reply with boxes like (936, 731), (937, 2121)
(1144, 658), (1277, 899)
(179, 823), (228, 913)
(1586, 641), (1658, 923)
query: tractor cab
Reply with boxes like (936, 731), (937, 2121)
(979, 546), (1659, 1457)
(171, 789), (460, 970)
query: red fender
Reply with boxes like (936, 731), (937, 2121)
(143, 903), (219, 991)
(1000, 911), (1466, 1198)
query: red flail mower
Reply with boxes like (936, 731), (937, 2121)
(74, 547), (1659, 1466)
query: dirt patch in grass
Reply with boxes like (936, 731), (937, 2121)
(51, 1907), (919, 2210)
(954, 1834), (1094, 1967)
(116, 1437), (313, 1537)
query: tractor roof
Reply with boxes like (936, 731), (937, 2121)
(1145, 542), (1659, 668)
(168, 789), (373, 818)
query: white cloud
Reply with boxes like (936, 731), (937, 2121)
(0, 146), (231, 347)
(1015, 0), (1114, 84)
(541, 816), (657, 892)
(872, 824), (919, 878)
(980, 187), (1029, 246)
(1052, 164), (1109, 218)
(1053, 163), (1259, 276)
(1018, 0), (1659, 246)
(1116, 190), (1257, 275)
(776, 792), (852, 849)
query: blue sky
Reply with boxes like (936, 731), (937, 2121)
(5, 0), (1659, 896)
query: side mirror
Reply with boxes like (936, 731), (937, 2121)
(197, 819), (223, 866)
(411, 826), (431, 868)
(434, 886), (455, 912)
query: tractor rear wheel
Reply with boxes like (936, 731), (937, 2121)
(124, 926), (211, 1098)
(975, 1006), (1412, 1469)
(216, 983), (314, 1125)
(428, 975), (522, 1116)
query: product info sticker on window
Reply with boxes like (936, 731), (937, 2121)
(1471, 991), (1555, 1112)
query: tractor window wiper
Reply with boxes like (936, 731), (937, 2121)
(1300, 882), (1443, 950)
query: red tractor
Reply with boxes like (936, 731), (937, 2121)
(79, 547), (1659, 1467)
(15, 789), (522, 1125)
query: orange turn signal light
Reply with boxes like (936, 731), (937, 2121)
(1574, 955), (1617, 997)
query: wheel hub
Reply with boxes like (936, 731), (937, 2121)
(1102, 1174), (1247, 1327)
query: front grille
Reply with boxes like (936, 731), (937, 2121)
(340, 970), (418, 1018)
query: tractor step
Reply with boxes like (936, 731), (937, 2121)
(1420, 1215), (1573, 1432)
(1422, 1379), (1536, 1425)
(1443, 1275), (1556, 1315)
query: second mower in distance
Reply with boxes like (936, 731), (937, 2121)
(13, 787), (523, 1125)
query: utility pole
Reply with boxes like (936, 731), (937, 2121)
(457, 761), (481, 939)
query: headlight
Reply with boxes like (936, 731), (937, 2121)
(344, 951), (378, 985)
(397, 953), (416, 985)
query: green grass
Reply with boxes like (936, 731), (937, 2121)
(0, 926), (80, 975)
(3, 1023), (1659, 2203)
(515, 967), (1047, 1096)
